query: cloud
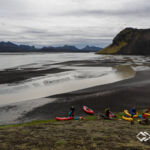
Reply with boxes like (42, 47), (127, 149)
(0, 0), (149, 48)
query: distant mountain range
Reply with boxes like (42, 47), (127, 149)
(0, 41), (102, 52)
(97, 27), (150, 55)
(82, 45), (101, 51)
(0, 42), (36, 52)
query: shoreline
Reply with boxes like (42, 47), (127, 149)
(0, 69), (149, 125)
(0, 54), (150, 125)
(19, 69), (150, 123)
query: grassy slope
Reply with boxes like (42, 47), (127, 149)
(96, 41), (127, 54)
(0, 115), (149, 150)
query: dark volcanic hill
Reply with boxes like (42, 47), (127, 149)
(97, 28), (150, 55)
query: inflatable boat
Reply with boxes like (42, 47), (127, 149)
(56, 117), (74, 121)
(124, 110), (138, 118)
(83, 106), (94, 115)
(122, 116), (133, 122)
(144, 113), (150, 116)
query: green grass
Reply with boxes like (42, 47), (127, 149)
(114, 112), (125, 119)
(85, 115), (97, 120)
(0, 119), (57, 129)
(0, 109), (150, 150)
(0, 116), (97, 129)
(97, 41), (127, 54)
(0, 110), (149, 129)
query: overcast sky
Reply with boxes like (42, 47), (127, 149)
(0, 0), (150, 48)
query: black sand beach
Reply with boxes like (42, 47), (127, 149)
(0, 55), (150, 124)
(20, 69), (150, 123)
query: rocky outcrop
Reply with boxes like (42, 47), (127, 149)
(97, 28), (150, 55)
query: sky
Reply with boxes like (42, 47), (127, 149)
(0, 0), (150, 48)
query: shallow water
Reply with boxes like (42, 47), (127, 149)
(0, 53), (99, 70)
(0, 53), (149, 106)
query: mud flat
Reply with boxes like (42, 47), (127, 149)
(0, 67), (72, 84)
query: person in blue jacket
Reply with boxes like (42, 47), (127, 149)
(130, 107), (136, 117)
(68, 106), (75, 117)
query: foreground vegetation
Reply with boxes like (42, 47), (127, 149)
(0, 114), (150, 150)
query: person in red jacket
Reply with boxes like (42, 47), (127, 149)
(145, 109), (150, 113)
(142, 113), (147, 119)
(139, 113), (149, 124)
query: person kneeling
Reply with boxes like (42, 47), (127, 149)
(139, 113), (149, 125)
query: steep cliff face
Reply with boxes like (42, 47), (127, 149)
(97, 28), (150, 55)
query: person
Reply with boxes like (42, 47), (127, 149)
(68, 106), (75, 117)
(145, 109), (150, 113)
(104, 108), (110, 118)
(101, 108), (116, 119)
(74, 116), (85, 120)
(139, 113), (149, 125)
(130, 107), (137, 117)
(109, 111), (116, 118)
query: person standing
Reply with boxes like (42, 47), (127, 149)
(130, 107), (137, 117)
(68, 106), (75, 117)
(104, 108), (110, 118)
